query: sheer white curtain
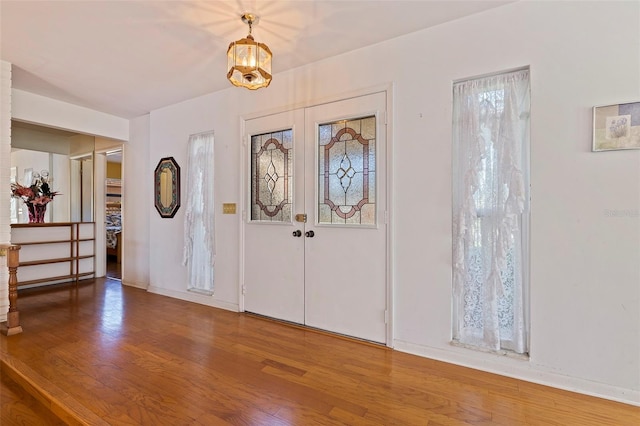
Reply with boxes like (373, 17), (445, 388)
(452, 69), (530, 354)
(183, 131), (215, 294)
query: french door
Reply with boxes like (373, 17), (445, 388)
(243, 92), (388, 343)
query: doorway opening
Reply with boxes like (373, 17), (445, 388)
(106, 150), (122, 280)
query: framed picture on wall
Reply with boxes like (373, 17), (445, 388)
(593, 101), (640, 151)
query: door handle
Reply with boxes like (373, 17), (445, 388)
(305, 230), (315, 238)
(292, 230), (302, 237)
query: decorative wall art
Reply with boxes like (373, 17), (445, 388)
(154, 157), (180, 218)
(593, 101), (640, 151)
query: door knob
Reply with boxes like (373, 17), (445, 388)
(305, 230), (315, 238)
(292, 230), (302, 237)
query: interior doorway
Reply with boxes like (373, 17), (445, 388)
(105, 149), (122, 280)
(243, 92), (389, 344)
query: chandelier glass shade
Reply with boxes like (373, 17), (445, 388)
(227, 14), (272, 90)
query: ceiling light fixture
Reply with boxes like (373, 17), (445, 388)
(227, 13), (272, 90)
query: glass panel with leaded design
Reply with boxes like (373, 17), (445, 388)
(318, 115), (376, 225)
(251, 129), (293, 222)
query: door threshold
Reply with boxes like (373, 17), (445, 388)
(244, 311), (387, 348)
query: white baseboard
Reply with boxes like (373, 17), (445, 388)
(146, 285), (238, 312)
(393, 339), (640, 407)
(121, 280), (147, 290)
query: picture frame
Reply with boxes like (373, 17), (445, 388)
(154, 157), (180, 218)
(593, 101), (640, 151)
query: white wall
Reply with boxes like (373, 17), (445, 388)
(12, 89), (129, 141)
(147, 91), (240, 309)
(142, 1), (639, 404)
(0, 60), (12, 322)
(122, 114), (150, 288)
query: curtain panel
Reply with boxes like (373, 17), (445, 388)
(452, 69), (530, 353)
(183, 131), (215, 294)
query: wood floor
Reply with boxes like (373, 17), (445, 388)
(1, 279), (638, 425)
(1, 371), (66, 425)
(106, 256), (122, 280)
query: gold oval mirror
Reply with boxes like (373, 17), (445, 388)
(154, 157), (180, 218)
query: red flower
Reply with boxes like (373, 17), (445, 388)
(11, 184), (35, 199)
(11, 181), (59, 205)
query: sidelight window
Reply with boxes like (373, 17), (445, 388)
(452, 68), (530, 354)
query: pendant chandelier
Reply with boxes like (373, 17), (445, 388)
(227, 13), (272, 90)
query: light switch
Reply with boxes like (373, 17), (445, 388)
(222, 203), (236, 214)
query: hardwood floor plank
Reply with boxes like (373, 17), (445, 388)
(1, 278), (638, 426)
(261, 358), (307, 377)
(1, 352), (110, 425)
(273, 404), (357, 426)
(327, 406), (384, 426)
(1, 373), (67, 425)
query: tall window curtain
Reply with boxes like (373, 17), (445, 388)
(183, 131), (215, 294)
(452, 69), (530, 354)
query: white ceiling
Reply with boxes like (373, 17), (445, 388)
(1, 1), (512, 119)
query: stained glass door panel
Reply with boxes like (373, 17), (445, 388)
(304, 92), (387, 343)
(318, 116), (376, 225)
(244, 109), (305, 324)
(251, 129), (293, 222)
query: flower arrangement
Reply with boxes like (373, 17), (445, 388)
(11, 170), (60, 223)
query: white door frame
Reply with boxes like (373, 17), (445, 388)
(95, 145), (125, 279)
(239, 84), (395, 347)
